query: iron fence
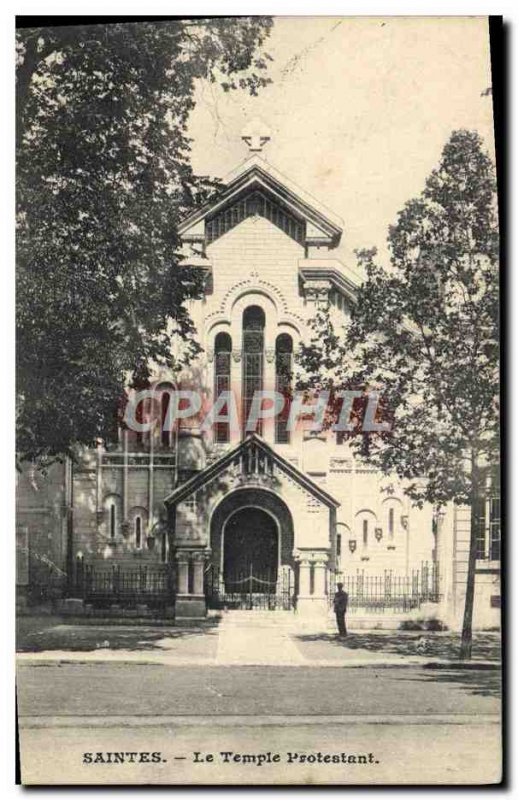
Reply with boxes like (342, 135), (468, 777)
(75, 563), (174, 608)
(330, 562), (440, 614)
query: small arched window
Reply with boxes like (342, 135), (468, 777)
(110, 503), (116, 540)
(242, 306), (265, 436)
(275, 334), (293, 444)
(388, 507), (394, 540)
(336, 523), (350, 562)
(135, 516), (142, 549)
(355, 511), (375, 552)
(214, 332), (232, 444)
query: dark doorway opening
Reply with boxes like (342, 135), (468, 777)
(223, 507), (278, 592)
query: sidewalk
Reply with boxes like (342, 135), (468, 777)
(16, 611), (501, 668)
(215, 610), (306, 665)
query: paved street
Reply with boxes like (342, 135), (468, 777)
(17, 611), (502, 785)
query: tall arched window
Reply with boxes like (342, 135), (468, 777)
(161, 393), (170, 447)
(275, 333), (293, 444)
(104, 494), (121, 541)
(214, 332), (232, 444)
(135, 516), (142, 549)
(242, 306), (265, 436)
(151, 382), (176, 448)
(135, 399), (145, 448)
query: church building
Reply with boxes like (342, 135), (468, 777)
(16, 125), (500, 629)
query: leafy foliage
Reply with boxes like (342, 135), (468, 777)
(16, 19), (273, 463)
(298, 130), (499, 509)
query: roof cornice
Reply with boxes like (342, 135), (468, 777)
(299, 259), (361, 304)
(179, 158), (343, 248)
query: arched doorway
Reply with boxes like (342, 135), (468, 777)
(207, 488), (296, 609)
(223, 508), (279, 592)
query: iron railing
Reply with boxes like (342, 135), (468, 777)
(75, 563), (174, 608)
(330, 562), (440, 614)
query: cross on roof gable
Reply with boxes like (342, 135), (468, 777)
(163, 434), (340, 509)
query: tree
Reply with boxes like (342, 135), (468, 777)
(16, 18), (273, 464)
(298, 130), (500, 659)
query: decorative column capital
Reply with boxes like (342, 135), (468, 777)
(294, 549), (329, 566)
(191, 549), (211, 562)
(303, 280), (331, 308)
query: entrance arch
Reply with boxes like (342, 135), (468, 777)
(208, 488), (296, 609)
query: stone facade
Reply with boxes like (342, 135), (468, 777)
(16, 140), (500, 629)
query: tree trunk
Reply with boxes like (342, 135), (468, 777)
(460, 454), (480, 660)
(65, 456), (75, 597)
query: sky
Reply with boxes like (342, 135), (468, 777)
(186, 16), (495, 270)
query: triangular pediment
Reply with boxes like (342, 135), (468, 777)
(164, 434), (339, 509)
(179, 157), (342, 248)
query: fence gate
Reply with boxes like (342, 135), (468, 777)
(205, 563), (294, 610)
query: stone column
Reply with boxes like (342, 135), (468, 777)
(295, 549), (329, 618)
(174, 549), (209, 620)
(192, 549), (209, 596)
(230, 349), (242, 445)
(297, 557), (312, 597)
(313, 557), (328, 598)
(262, 346), (277, 444)
(175, 549), (189, 595)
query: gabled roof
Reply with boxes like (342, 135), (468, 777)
(178, 155), (343, 248)
(164, 433), (340, 509)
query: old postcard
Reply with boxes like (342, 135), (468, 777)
(16, 15), (502, 785)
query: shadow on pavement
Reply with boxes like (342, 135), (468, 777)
(16, 615), (220, 653)
(403, 667), (502, 699)
(294, 631), (501, 663)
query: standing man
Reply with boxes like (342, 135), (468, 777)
(333, 582), (348, 637)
